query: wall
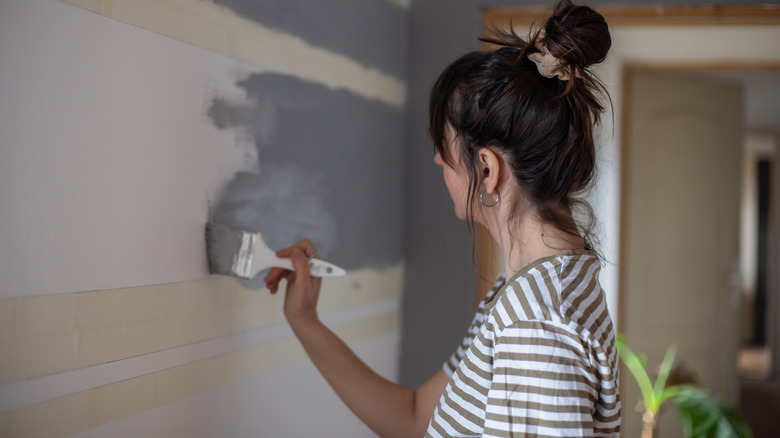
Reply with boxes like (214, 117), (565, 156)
(0, 0), (408, 436)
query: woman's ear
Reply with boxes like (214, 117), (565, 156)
(478, 148), (502, 194)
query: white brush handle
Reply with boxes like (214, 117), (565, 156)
(261, 257), (346, 278)
(239, 232), (345, 279)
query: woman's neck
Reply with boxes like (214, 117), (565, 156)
(483, 210), (585, 278)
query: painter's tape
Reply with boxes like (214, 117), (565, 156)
(0, 264), (404, 386)
(0, 309), (400, 437)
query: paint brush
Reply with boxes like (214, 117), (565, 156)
(205, 223), (346, 279)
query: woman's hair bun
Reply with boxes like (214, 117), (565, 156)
(541, 0), (611, 70)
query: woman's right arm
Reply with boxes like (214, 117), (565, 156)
(264, 241), (449, 438)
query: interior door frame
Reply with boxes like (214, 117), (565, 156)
(482, 5), (780, 29)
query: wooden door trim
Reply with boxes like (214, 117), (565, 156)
(483, 5), (780, 30)
(621, 61), (780, 73)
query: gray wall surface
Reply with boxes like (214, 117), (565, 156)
(208, 73), (406, 288)
(401, 0), (484, 388)
(211, 0), (408, 80)
(205, 1), (409, 289)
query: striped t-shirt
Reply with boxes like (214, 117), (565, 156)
(425, 250), (621, 438)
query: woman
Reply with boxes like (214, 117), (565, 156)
(264, 1), (620, 436)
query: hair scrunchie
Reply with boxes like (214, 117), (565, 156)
(527, 31), (574, 81)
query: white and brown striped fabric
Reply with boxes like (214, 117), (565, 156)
(426, 250), (621, 438)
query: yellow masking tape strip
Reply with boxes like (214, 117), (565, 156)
(0, 309), (399, 438)
(59, 0), (406, 107)
(0, 265), (403, 384)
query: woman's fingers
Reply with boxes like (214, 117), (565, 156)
(264, 240), (323, 324)
(264, 267), (287, 293)
(265, 267), (285, 282)
(276, 238), (317, 258)
(288, 240), (322, 291)
(289, 247), (312, 281)
(265, 238), (319, 292)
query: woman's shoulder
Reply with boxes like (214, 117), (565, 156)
(486, 250), (603, 332)
(504, 249), (600, 287)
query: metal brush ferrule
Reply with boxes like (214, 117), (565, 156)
(233, 232), (257, 278)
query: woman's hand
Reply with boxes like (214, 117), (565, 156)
(263, 238), (323, 327)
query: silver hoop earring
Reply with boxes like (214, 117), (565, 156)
(480, 190), (499, 208)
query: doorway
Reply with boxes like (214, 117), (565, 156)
(620, 67), (780, 438)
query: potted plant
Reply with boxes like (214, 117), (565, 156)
(616, 335), (754, 438)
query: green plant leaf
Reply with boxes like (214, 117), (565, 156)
(674, 386), (754, 438)
(659, 385), (682, 406)
(616, 335), (657, 412)
(654, 345), (678, 397)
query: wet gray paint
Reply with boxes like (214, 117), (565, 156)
(204, 223), (245, 276)
(209, 169), (338, 283)
(211, 0), (408, 81)
(208, 72), (404, 288)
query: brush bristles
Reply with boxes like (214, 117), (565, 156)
(205, 223), (244, 275)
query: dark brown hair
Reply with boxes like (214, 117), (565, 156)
(429, 0), (611, 250)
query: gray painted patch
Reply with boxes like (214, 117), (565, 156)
(211, 168), (338, 288)
(211, 0), (408, 80)
(208, 72), (405, 288)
